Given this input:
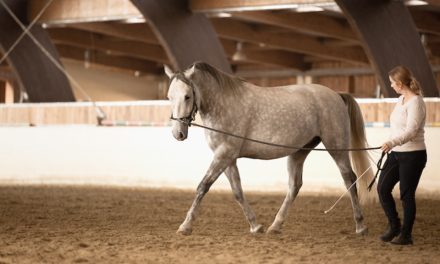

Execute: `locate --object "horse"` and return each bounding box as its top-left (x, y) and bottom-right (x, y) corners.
top-left (165, 61), bottom-right (374, 236)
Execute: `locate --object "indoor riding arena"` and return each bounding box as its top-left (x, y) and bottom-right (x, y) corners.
top-left (1, 0), bottom-right (440, 263)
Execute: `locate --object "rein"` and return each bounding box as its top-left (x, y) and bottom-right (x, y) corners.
top-left (170, 116), bottom-right (381, 152)
top-left (170, 116), bottom-right (386, 196)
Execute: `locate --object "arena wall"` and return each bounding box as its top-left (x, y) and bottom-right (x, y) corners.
top-left (0, 101), bottom-right (439, 193)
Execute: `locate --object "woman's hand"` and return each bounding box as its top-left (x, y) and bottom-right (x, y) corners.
top-left (381, 143), bottom-right (391, 153)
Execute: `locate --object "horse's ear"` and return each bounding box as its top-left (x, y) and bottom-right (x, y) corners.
top-left (164, 65), bottom-right (174, 79)
top-left (185, 64), bottom-right (196, 77)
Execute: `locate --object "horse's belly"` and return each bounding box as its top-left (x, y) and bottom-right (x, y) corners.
top-left (240, 145), bottom-right (295, 160)
top-left (238, 136), bottom-right (311, 160)
top-left (237, 119), bottom-right (319, 159)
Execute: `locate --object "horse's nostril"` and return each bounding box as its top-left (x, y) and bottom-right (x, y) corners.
top-left (179, 132), bottom-right (185, 139)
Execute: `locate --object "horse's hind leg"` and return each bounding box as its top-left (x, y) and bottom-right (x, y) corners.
top-left (267, 144), bottom-right (316, 234)
top-left (328, 150), bottom-right (367, 235)
top-left (225, 161), bottom-right (263, 234)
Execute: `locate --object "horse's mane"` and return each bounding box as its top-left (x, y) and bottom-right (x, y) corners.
top-left (190, 62), bottom-right (244, 94)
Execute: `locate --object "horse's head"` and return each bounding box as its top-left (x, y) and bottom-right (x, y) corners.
top-left (165, 65), bottom-right (198, 141)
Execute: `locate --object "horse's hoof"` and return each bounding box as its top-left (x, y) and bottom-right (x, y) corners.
top-left (356, 226), bottom-right (368, 236)
top-left (266, 226), bottom-right (282, 235)
top-left (250, 224), bottom-right (264, 234)
top-left (176, 227), bottom-right (192, 236)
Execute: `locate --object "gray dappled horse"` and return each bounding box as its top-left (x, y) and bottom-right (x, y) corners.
top-left (165, 62), bottom-right (374, 236)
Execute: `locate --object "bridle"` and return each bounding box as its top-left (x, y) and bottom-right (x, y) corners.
top-left (169, 72), bottom-right (198, 126)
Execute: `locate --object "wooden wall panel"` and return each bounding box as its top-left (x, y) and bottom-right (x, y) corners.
top-left (1, 100), bottom-right (439, 126)
top-left (315, 76), bottom-right (350, 93)
top-left (353, 75), bottom-right (377, 98)
top-left (435, 72), bottom-right (440, 92)
top-left (0, 81), bottom-right (5, 102)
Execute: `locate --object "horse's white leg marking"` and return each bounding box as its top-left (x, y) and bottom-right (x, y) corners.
top-left (267, 151), bottom-right (308, 234)
top-left (177, 154), bottom-right (233, 235)
top-left (225, 161), bottom-right (263, 234)
top-left (328, 150), bottom-right (367, 235)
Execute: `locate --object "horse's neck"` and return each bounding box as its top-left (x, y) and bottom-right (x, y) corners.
top-left (199, 89), bottom-right (255, 140)
top-left (196, 82), bottom-right (241, 123)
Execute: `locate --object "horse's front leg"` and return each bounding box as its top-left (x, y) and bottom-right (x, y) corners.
top-left (177, 153), bottom-right (234, 235)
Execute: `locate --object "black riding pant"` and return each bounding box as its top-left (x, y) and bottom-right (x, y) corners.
top-left (377, 150), bottom-right (427, 236)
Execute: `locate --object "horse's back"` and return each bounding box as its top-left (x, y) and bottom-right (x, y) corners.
top-left (246, 82), bottom-right (345, 114)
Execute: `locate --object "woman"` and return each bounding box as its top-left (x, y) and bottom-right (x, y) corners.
top-left (378, 66), bottom-right (427, 245)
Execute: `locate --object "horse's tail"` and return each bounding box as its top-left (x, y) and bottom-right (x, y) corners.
top-left (339, 93), bottom-right (376, 204)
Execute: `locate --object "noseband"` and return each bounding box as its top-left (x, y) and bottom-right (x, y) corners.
top-left (169, 73), bottom-right (198, 126)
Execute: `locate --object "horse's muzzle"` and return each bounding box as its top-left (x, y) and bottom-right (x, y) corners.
top-left (175, 131), bottom-right (187, 141)
top-left (172, 127), bottom-right (188, 141)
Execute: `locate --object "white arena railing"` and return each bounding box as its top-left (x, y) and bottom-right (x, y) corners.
top-left (0, 98), bottom-right (439, 127)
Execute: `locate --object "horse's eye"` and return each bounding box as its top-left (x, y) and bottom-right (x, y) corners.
top-left (184, 95), bottom-right (190, 101)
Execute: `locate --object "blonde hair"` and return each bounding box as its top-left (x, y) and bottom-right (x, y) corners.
top-left (388, 66), bottom-right (423, 96)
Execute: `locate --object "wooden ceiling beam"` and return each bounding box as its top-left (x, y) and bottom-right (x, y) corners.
top-left (430, 44), bottom-right (440, 57)
top-left (211, 19), bottom-right (369, 65)
top-left (28, 0), bottom-right (141, 24)
top-left (230, 11), bottom-right (358, 42)
top-left (238, 49), bottom-right (309, 70)
top-left (68, 22), bottom-right (160, 45)
top-left (428, 35), bottom-right (440, 42)
top-left (65, 20), bottom-right (308, 70)
top-left (56, 44), bottom-right (161, 74)
top-left (411, 10), bottom-right (440, 35)
top-left (47, 28), bottom-right (169, 64)
top-left (190, 0), bottom-right (334, 12)
top-left (220, 39), bottom-right (309, 70)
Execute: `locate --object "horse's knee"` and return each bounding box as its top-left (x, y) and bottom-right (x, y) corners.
top-left (196, 182), bottom-right (210, 195)
top-left (233, 192), bottom-right (244, 203)
top-left (294, 180), bottom-right (303, 189)
top-left (341, 170), bottom-right (356, 180)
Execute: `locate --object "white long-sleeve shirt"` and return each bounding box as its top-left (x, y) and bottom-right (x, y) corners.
top-left (386, 95), bottom-right (426, 152)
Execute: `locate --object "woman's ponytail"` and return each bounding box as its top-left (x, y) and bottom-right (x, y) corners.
top-left (409, 77), bottom-right (423, 96)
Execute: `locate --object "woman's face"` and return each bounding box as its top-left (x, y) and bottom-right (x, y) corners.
top-left (389, 76), bottom-right (403, 94)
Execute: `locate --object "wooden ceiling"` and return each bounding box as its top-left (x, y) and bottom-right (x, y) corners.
top-left (19, 0), bottom-right (440, 78)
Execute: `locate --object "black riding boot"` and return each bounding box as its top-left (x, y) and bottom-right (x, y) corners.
top-left (391, 223), bottom-right (413, 245)
top-left (390, 233), bottom-right (413, 245)
top-left (380, 220), bottom-right (401, 242)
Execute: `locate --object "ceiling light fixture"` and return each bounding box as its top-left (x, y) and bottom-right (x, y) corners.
top-left (84, 49), bottom-right (91, 69)
top-left (295, 5), bottom-right (324, 12)
top-left (122, 16), bottom-right (146, 24)
top-left (420, 34), bottom-right (432, 57)
top-left (232, 42), bottom-right (247, 61)
top-left (405, 0), bottom-right (428, 6)
top-left (200, 1), bottom-right (337, 13)
top-left (207, 12), bottom-right (232, 18)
